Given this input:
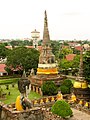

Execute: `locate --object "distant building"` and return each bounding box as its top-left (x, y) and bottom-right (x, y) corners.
top-left (0, 39), bottom-right (12, 43)
top-left (83, 44), bottom-right (90, 51)
top-left (0, 58), bottom-right (7, 64)
top-left (75, 46), bottom-right (82, 51)
top-left (31, 29), bottom-right (40, 50)
top-left (66, 54), bottom-right (76, 61)
top-left (0, 64), bottom-right (8, 76)
top-left (25, 46), bottom-right (42, 52)
top-left (68, 42), bottom-right (79, 47)
top-left (5, 46), bottom-right (12, 49)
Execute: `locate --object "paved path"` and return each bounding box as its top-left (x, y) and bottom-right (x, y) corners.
top-left (69, 108), bottom-right (90, 120)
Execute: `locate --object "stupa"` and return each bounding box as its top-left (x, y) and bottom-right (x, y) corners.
top-left (37, 10), bottom-right (58, 75)
top-left (29, 11), bottom-right (63, 92)
top-left (73, 47), bottom-right (90, 101)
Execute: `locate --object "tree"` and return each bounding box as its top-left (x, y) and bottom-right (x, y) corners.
top-left (83, 50), bottom-right (90, 82)
top-left (9, 40), bottom-right (33, 47)
top-left (0, 44), bottom-right (9, 59)
top-left (72, 55), bottom-right (80, 69)
top-left (73, 48), bottom-right (80, 55)
top-left (50, 40), bottom-right (61, 57)
top-left (59, 55), bottom-right (80, 70)
top-left (60, 85), bottom-right (70, 94)
top-left (60, 79), bottom-right (73, 94)
top-left (6, 47), bottom-right (39, 73)
top-left (38, 40), bottom-right (43, 46)
top-left (41, 81), bottom-right (57, 95)
top-left (23, 40), bottom-right (33, 46)
top-left (60, 59), bottom-right (72, 70)
top-left (51, 100), bottom-right (73, 118)
top-left (62, 79), bottom-right (73, 88)
top-left (61, 48), bottom-right (73, 58)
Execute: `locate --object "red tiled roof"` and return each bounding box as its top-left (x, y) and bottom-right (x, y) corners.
top-left (5, 46), bottom-right (12, 49)
top-left (66, 54), bottom-right (76, 61)
top-left (0, 64), bottom-right (7, 73)
top-left (26, 46), bottom-right (34, 48)
top-left (26, 46), bottom-right (42, 51)
top-left (75, 46), bottom-right (82, 51)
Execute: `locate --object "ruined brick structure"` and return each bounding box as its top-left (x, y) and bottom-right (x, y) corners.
top-left (0, 104), bottom-right (64, 120)
top-left (29, 11), bottom-right (64, 93)
top-left (73, 47), bottom-right (90, 101)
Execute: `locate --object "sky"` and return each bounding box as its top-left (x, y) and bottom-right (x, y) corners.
top-left (0, 0), bottom-right (90, 40)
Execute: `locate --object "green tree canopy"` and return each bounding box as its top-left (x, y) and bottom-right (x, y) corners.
top-left (0, 44), bottom-right (10, 59)
top-left (50, 40), bottom-right (61, 56)
top-left (61, 48), bottom-right (73, 57)
top-left (83, 50), bottom-right (90, 82)
top-left (41, 81), bottom-right (57, 95)
top-left (6, 47), bottom-right (39, 72)
top-left (9, 40), bottom-right (33, 47)
top-left (51, 100), bottom-right (73, 118)
top-left (59, 55), bottom-right (80, 70)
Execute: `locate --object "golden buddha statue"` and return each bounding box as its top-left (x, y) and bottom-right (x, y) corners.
top-left (40, 99), bottom-right (44, 104)
top-left (51, 97), bottom-right (55, 102)
top-left (84, 102), bottom-right (89, 108)
top-left (78, 100), bottom-right (83, 106)
top-left (34, 100), bottom-right (38, 105)
top-left (71, 93), bottom-right (76, 102)
top-left (57, 91), bottom-right (63, 100)
top-left (45, 98), bottom-right (49, 103)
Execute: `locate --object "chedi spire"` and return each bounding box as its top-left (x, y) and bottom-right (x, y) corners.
top-left (78, 46), bottom-right (84, 77)
top-left (43, 10), bottom-right (50, 46)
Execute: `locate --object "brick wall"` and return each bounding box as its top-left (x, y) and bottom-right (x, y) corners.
top-left (0, 104), bottom-right (64, 120)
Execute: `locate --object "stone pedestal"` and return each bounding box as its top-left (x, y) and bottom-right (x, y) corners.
top-left (36, 87), bottom-right (39, 93)
top-left (32, 86), bottom-right (35, 92)
top-left (39, 88), bottom-right (43, 96)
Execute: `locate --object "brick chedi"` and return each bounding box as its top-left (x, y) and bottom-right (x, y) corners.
top-left (29, 11), bottom-right (63, 92)
top-left (37, 10), bottom-right (58, 75)
top-left (73, 46), bottom-right (90, 101)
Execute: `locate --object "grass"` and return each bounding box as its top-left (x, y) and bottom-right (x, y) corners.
top-left (0, 75), bottom-right (20, 79)
top-left (0, 84), bottom-right (41, 104)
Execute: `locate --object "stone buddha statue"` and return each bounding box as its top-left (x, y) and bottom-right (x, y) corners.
top-left (16, 70), bottom-right (32, 111)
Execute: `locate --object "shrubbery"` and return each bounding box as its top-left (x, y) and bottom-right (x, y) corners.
top-left (59, 79), bottom-right (73, 94)
top-left (41, 81), bottom-right (57, 96)
top-left (51, 100), bottom-right (73, 118)
top-left (0, 78), bottom-right (19, 85)
top-left (60, 85), bottom-right (70, 94)
top-left (62, 79), bottom-right (73, 88)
